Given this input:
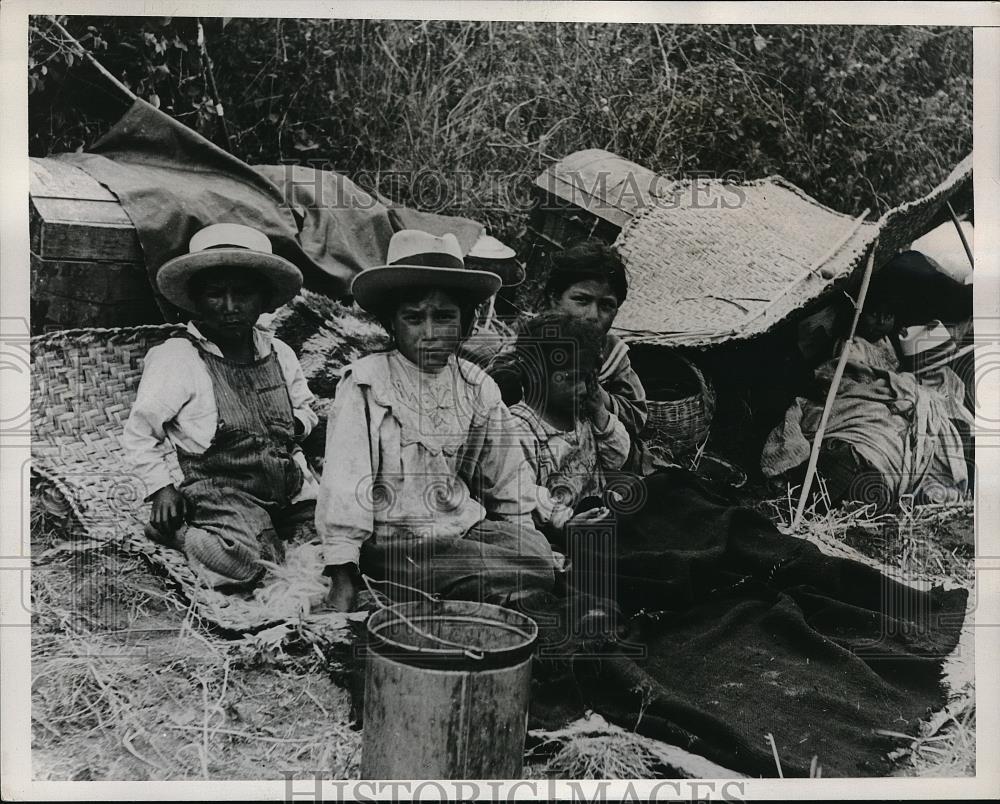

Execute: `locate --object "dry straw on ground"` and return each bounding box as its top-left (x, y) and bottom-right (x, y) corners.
top-left (30, 483), bottom-right (360, 781)
top-left (30, 473), bottom-right (975, 780)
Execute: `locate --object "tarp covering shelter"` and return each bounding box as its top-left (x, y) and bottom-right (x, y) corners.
top-left (41, 99), bottom-right (485, 323)
top-left (611, 155), bottom-right (972, 348)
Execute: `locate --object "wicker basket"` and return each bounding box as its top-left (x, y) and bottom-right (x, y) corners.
top-left (640, 353), bottom-right (716, 455)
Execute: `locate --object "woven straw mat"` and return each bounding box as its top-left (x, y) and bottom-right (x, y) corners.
top-left (31, 294), bottom-right (386, 635)
top-left (613, 155), bottom-right (971, 348)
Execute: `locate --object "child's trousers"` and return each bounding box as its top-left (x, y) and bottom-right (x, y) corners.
top-left (360, 518), bottom-right (556, 605)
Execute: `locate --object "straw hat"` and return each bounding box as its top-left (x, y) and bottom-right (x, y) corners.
top-left (898, 320), bottom-right (975, 374)
top-left (156, 223), bottom-right (303, 314)
top-left (468, 234), bottom-right (515, 261)
top-left (351, 229), bottom-right (501, 312)
top-left (467, 233), bottom-right (524, 287)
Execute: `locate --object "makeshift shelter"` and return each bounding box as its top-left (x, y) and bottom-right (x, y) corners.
top-left (609, 156), bottom-right (973, 470)
top-left (29, 99), bottom-right (487, 332)
top-left (612, 155), bottom-right (973, 349)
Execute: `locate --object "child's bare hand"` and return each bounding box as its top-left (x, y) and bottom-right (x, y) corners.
top-left (582, 376), bottom-right (611, 429)
top-left (566, 506), bottom-right (612, 528)
top-left (150, 485), bottom-right (185, 531)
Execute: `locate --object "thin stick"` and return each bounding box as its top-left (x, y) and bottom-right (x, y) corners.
top-left (764, 732), bottom-right (784, 778)
top-left (946, 201), bottom-right (974, 271)
top-left (44, 16), bottom-right (136, 103)
top-left (792, 240), bottom-right (879, 530)
top-left (484, 295), bottom-right (497, 330)
top-left (197, 19), bottom-right (234, 152)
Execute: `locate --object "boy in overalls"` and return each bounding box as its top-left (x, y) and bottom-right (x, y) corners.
top-left (124, 223), bottom-right (319, 589)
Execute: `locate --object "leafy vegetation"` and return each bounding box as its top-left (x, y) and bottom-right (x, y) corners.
top-left (29, 18), bottom-right (971, 247)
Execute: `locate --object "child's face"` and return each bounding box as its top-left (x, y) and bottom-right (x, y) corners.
top-left (549, 279), bottom-right (619, 335)
top-left (191, 267), bottom-right (267, 337)
top-left (393, 290), bottom-right (464, 371)
top-left (858, 306), bottom-right (895, 342)
top-left (545, 365), bottom-right (589, 414)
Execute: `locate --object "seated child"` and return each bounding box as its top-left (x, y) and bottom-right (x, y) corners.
top-left (507, 312), bottom-right (632, 540)
top-left (123, 223), bottom-right (320, 589)
top-left (487, 240), bottom-right (650, 474)
top-left (507, 313), bottom-right (632, 636)
top-left (318, 230), bottom-right (556, 612)
top-left (831, 295), bottom-right (900, 372)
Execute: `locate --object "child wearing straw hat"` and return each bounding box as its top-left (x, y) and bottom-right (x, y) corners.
top-left (317, 229), bottom-right (556, 612)
top-left (123, 223), bottom-right (320, 589)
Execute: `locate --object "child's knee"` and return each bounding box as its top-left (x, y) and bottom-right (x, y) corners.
top-left (184, 527), bottom-right (262, 586)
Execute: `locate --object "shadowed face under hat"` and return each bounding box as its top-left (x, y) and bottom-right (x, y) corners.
top-left (156, 223), bottom-right (303, 314)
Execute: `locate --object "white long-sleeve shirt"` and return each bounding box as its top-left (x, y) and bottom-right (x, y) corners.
top-left (123, 321), bottom-right (319, 500)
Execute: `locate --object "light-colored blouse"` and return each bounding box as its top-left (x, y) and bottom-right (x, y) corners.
top-left (509, 401), bottom-right (630, 529)
top-left (315, 350), bottom-right (538, 567)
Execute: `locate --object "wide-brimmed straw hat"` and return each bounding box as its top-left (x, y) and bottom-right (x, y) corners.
top-left (898, 319), bottom-right (975, 374)
top-left (466, 233), bottom-right (525, 287)
top-left (351, 229), bottom-right (501, 313)
top-left (156, 223), bottom-right (303, 314)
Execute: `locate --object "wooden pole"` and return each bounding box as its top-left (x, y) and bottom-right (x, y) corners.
top-left (792, 239), bottom-right (879, 530)
top-left (946, 201), bottom-right (974, 271)
top-left (45, 16), bottom-right (137, 103)
top-left (197, 19), bottom-right (234, 153)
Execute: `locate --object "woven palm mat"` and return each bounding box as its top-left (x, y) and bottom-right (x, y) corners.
top-left (30, 296), bottom-right (384, 636)
top-left (613, 154), bottom-right (971, 348)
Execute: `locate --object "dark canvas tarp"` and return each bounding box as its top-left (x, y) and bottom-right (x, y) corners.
top-left (54, 99), bottom-right (484, 319)
top-left (528, 470), bottom-right (968, 777)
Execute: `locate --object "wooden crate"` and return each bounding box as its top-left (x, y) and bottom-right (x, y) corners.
top-left (30, 157), bottom-right (161, 332)
top-left (524, 149), bottom-right (662, 297)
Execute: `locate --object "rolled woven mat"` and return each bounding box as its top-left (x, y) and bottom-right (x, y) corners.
top-left (30, 317), bottom-right (368, 637)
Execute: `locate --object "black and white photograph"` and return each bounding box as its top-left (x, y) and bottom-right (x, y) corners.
top-left (2, 2), bottom-right (998, 799)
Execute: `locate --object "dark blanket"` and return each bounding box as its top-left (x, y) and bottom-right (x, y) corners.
top-left (529, 469), bottom-right (967, 778)
top-left (54, 99), bottom-right (484, 319)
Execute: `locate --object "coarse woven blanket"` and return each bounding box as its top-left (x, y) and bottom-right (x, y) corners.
top-left (52, 99), bottom-right (484, 319)
top-left (527, 469), bottom-right (968, 778)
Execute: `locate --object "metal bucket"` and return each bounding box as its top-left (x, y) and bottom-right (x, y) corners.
top-left (361, 598), bottom-right (538, 779)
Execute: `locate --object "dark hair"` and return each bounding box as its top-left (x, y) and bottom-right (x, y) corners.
top-left (544, 240), bottom-right (628, 305)
top-left (872, 250), bottom-right (973, 326)
top-left (373, 285), bottom-right (480, 340)
top-left (510, 312), bottom-right (605, 408)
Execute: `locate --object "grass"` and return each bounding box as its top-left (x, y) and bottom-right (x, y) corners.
top-left (30, 481), bottom-right (360, 781)
top-left (29, 471), bottom-right (975, 780)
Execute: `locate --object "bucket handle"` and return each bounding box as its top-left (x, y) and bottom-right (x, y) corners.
top-left (361, 574), bottom-right (485, 661)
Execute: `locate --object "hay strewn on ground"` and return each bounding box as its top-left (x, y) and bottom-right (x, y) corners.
top-left (30, 482), bottom-right (361, 781)
top-left (30, 474), bottom-right (975, 780)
